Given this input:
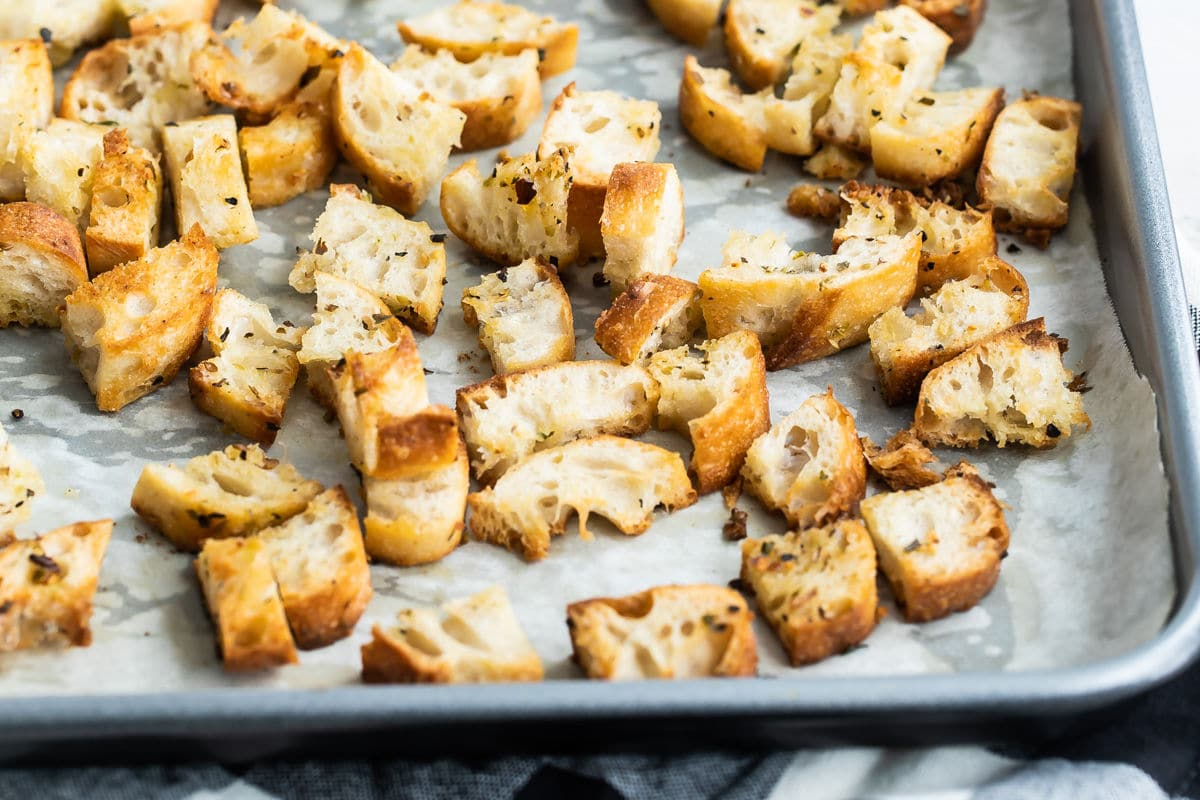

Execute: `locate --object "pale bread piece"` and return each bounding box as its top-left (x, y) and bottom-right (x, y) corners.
top-left (723, 0), bottom-right (841, 90)
top-left (861, 429), bottom-right (941, 491)
top-left (803, 142), bottom-right (867, 179)
top-left (462, 259), bottom-right (574, 375)
top-left (600, 162), bottom-right (684, 293)
top-left (765, 33), bottom-right (855, 158)
top-left (594, 275), bottom-right (702, 365)
top-left (0, 422), bottom-right (44, 535)
top-left (899, 0), bottom-right (987, 54)
top-left (646, 0), bottom-right (722, 46)
top-left (85, 129), bottom-right (162, 274)
top-left (468, 435), bottom-right (697, 561)
top-left (567, 585), bottom-right (756, 679)
top-left (857, 6), bottom-right (952, 102)
top-left (19, 119), bottom-right (107, 235)
top-left (871, 88), bottom-right (1004, 187)
top-left (0, 3), bottom-right (118, 66)
top-left (0, 39), bottom-right (53, 201)
top-left (0, 201), bottom-right (88, 328)
top-left (119, 0), bottom-right (218, 35)
top-left (161, 115), bottom-right (257, 249)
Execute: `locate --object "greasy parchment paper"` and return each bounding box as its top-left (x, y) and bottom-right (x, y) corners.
top-left (0, 0), bottom-right (1172, 694)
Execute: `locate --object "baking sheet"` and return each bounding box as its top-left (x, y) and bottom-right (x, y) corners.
top-left (0, 0), bottom-right (1172, 693)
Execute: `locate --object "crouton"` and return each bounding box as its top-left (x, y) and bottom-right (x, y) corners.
top-left (119, 0), bottom-right (219, 36)
top-left (84, 129), bottom-right (162, 274)
top-left (396, 1), bottom-right (578, 79)
top-left (195, 536), bottom-right (298, 670)
top-left (0, 201), bottom-right (88, 328)
top-left (19, 119), bottom-right (107, 235)
top-left (861, 429), bottom-right (941, 490)
top-left (740, 520), bottom-right (877, 665)
top-left (440, 148), bottom-right (579, 268)
top-left (844, 0), bottom-right (890, 13)
top-left (803, 142), bottom-right (867, 180)
top-left (289, 184), bottom-right (446, 335)
top-left (741, 389), bottom-right (866, 528)
top-left (462, 259), bottom-right (574, 375)
top-left (786, 183), bottom-right (840, 221)
top-left (0, 3), bottom-right (118, 66)
top-left (457, 361), bottom-right (660, 483)
top-left (699, 230), bottom-right (922, 370)
top-left (161, 115), bottom-right (257, 249)
top-left (871, 88), bottom-right (1004, 186)
top-left (567, 585), bottom-right (756, 679)
top-left (914, 318), bottom-right (1092, 448)
top-left (469, 436), bottom-right (696, 561)
top-left (362, 585), bottom-right (543, 684)
top-left (390, 47), bottom-right (542, 152)
top-left (363, 440), bottom-right (470, 567)
top-left (0, 519), bottom-right (112, 651)
top-left (0, 422), bottom-right (43, 535)
top-left (60, 23), bottom-right (211, 153)
top-left (594, 275), bottom-right (702, 365)
top-left (647, 331), bottom-right (771, 494)
top-left (188, 289), bottom-right (303, 445)
top-left (600, 162), bottom-right (684, 293)
top-left (59, 225), bottom-right (218, 412)
top-left (861, 461), bottom-right (1009, 622)
top-left (334, 44), bottom-right (465, 215)
top-left (646, 0), bottom-right (722, 46)
top-left (858, 6), bottom-right (952, 99)
top-left (0, 40), bottom-right (53, 201)
top-left (869, 257), bottom-right (1029, 404)
top-left (899, 0), bottom-right (987, 54)
top-left (679, 57), bottom-right (767, 172)
top-left (977, 94), bottom-right (1082, 240)
top-left (723, 0), bottom-right (841, 90)
top-left (255, 486), bottom-right (371, 649)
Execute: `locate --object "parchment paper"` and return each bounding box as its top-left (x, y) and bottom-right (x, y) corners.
top-left (0, 0), bottom-right (1172, 693)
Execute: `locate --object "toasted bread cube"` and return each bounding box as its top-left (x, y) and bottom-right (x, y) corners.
top-left (861, 462), bottom-right (1009, 622)
top-left (871, 88), bottom-right (1004, 186)
top-left (255, 486), bottom-right (371, 649)
top-left (869, 257), bottom-right (1029, 405)
top-left (740, 520), bottom-right (877, 665)
top-left (567, 585), bottom-right (756, 679)
top-left (60, 23), bottom-right (211, 153)
top-left (362, 585), bottom-right (543, 684)
top-left (119, 0), bottom-right (219, 36)
top-left (457, 361), bottom-right (660, 483)
top-left (858, 6), bottom-right (952, 99)
top-left (0, 40), bottom-right (53, 201)
top-left (844, 0), bottom-right (890, 13)
top-left (723, 0), bottom-right (841, 90)
top-left (195, 536), bottom-right (297, 670)
top-left (60, 225), bottom-right (218, 411)
top-left (462, 259), bottom-right (574, 375)
top-left (600, 163), bottom-right (684, 293)
top-left (785, 183), bottom-right (840, 222)
top-left (812, 53), bottom-right (903, 153)
top-left (648, 331), bottom-right (771, 494)
top-left (861, 429), bottom-right (941, 490)
top-left (914, 318), bottom-right (1091, 448)
top-left (0, 3), bottom-right (118, 66)
top-left (468, 436), bottom-right (696, 561)
top-left (899, 0), bottom-right (987, 54)
top-left (977, 95), bottom-right (1082, 238)
top-left (334, 45), bottom-right (465, 216)
top-left (390, 47), bottom-right (542, 152)
top-left (679, 57), bottom-right (767, 172)
top-left (699, 231), bottom-right (922, 370)
top-left (363, 440), bottom-right (469, 567)
top-left (441, 148), bottom-right (579, 268)
top-left (741, 389), bottom-right (866, 529)
top-left (161, 116), bottom-right (257, 249)
top-left (803, 142), bottom-right (867, 180)
top-left (85, 129), bottom-right (162, 274)
top-left (594, 275), bottom-right (702, 365)
top-left (19, 119), bottom-right (107, 234)
top-left (0, 201), bottom-right (88, 328)
top-left (396, 2), bottom-right (578, 79)
top-left (764, 32), bottom-right (856, 158)
top-left (289, 184), bottom-right (446, 334)
top-left (188, 289), bottom-right (303, 445)
top-left (0, 423), bottom-right (43, 535)
top-left (0, 520), bottom-right (112, 650)
top-left (646, 0), bottom-right (722, 46)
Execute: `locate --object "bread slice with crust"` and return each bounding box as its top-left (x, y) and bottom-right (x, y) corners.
top-left (456, 360), bottom-right (660, 483)
top-left (766, 33), bottom-right (855, 158)
top-left (0, 423), bottom-right (43, 535)
top-left (741, 388), bottom-right (866, 529)
top-left (594, 275), bottom-right (702, 365)
top-left (0, 39), bottom-right (53, 201)
top-left (870, 87), bottom-right (1004, 186)
top-left (861, 462), bottom-right (1009, 622)
top-left (19, 119), bottom-right (108, 235)
top-left (899, 0), bottom-right (987, 54)
top-left (119, 0), bottom-right (218, 36)
top-left (362, 585), bottom-right (543, 683)
top-left (647, 331), bottom-right (771, 494)
top-left (462, 259), bottom-right (574, 375)
top-left (0, 201), bottom-right (88, 328)
top-left (60, 225), bottom-right (218, 412)
top-left (740, 520), bottom-right (878, 665)
top-left (600, 162), bottom-right (684, 293)
top-left (161, 115), bottom-right (257, 249)
top-left (861, 429), bottom-right (941, 490)
top-left (723, 0), bottom-right (842, 90)
top-left (567, 584), bottom-right (756, 679)
top-left (85, 129), bottom-right (162, 274)
top-left (0, 2), bottom-right (118, 66)
top-left (469, 435), bottom-right (697, 561)
top-left (646, 0), bottom-right (722, 46)
top-left (678, 57), bottom-right (767, 172)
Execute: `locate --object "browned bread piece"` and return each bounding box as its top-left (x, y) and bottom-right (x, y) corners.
top-left (870, 87), bottom-right (1004, 186)
top-left (594, 275), bottom-right (702, 365)
top-left (869, 256), bottom-right (1029, 405)
top-left (0, 422), bottom-right (43, 535)
top-left (162, 116), bottom-right (257, 249)
top-left (19, 119), bottom-right (108, 234)
top-left (362, 585), bottom-right (544, 684)
top-left (861, 429), bottom-right (941, 490)
top-left (85, 129), bottom-right (162, 275)
top-left (600, 163), bottom-right (684, 292)
top-left (120, 0), bottom-right (219, 36)
top-left (914, 318), bottom-right (1092, 448)
top-left (59, 225), bottom-right (218, 412)
top-left (195, 536), bottom-right (298, 670)
top-left (363, 440), bottom-right (470, 567)
top-left (647, 331), bottom-right (771, 494)
top-left (698, 230), bottom-right (922, 370)
top-left (679, 56), bottom-right (767, 172)
top-left (770, 33), bottom-right (855, 159)
top-left (786, 184), bottom-right (841, 222)
top-left (130, 443), bottom-right (323, 551)
top-left (396, 1), bottom-right (578, 79)
top-left (844, 0), bottom-right (890, 12)
top-left (0, 39), bottom-right (53, 200)
top-left (0, 3), bottom-right (118, 66)
top-left (861, 461), bottom-right (1009, 622)
top-left (741, 388), bottom-right (866, 529)
top-left (0, 519), bottom-right (112, 650)
top-left (468, 435), bottom-right (696, 561)
top-left (256, 486), bottom-right (371, 649)
top-left (567, 585), bottom-right (756, 679)
top-left (188, 289), bottom-right (303, 445)
top-left (740, 519), bottom-right (878, 665)
top-left (462, 259), bottom-right (574, 375)
top-left (0, 201), bottom-right (88, 328)
top-left (899, 0), bottom-right (987, 54)
top-left (723, 0), bottom-right (841, 90)
top-left (457, 360), bottom-right (660, 483)
top-left (803, 143), bottom-right (867, 180)
top-left (646, 0), bottom-right (722, 46)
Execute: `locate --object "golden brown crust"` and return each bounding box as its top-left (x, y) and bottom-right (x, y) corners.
top-left (85, 129), bottom-right (162, 275)
top-left (0, 201), bottom-right (88, 328)
top-left (646, 0), bottom-right (721, 46)
top-left (0, 202), bottom-right (87, 282)
top-left (786, 183), bottom-right (841, 222)
top-left (127, 0), bottom-right (220, 36)
top-left (861, 430), bottom-right (941, 490)
top-left (593, 275), bottom-right (701, 364)
top-left (679, 56), bottom-right (766, 173)
top-left (457, 80), bottom-right (543, 152)
top-left (899, 0), bottom-right (987, 54)
top-left (599, 162), bottom-right (685, 292)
